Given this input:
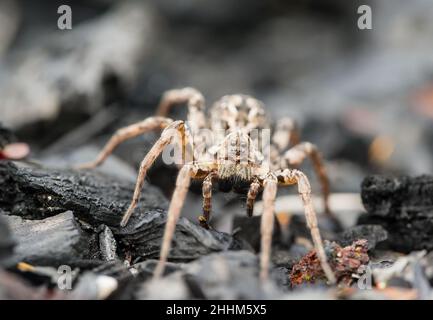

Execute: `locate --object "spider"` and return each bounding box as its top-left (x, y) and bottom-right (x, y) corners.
top-left (77, 87), bottom-right (336, 284)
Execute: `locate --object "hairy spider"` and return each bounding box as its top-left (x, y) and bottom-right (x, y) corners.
top-left (77, 87), bottom-right (336, 283)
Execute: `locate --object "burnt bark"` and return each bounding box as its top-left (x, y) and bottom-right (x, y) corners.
top-left (0, 161), bottom-right (168, 224)
top-left (0, 161), bottom-right (248, 263)
top-left (5, 211), bottom-right (91, 265)
top-left (359, 175), bottom-right (433, 252)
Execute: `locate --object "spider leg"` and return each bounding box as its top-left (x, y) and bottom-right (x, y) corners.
top-left (259, 174), bottom-right (278, 282)
top-left (153, 164), bottom-right (204, 278)
top-left (155, 87), bottom-right (207, 132)
top-left (281, 142), bottom-right (331, 215)
top-left (76, 117), bottom-right (173, 169)
top-left (272, 117), bottom-right (300, 152)
top-left (199, 171), bottom-right (217, 229)
top-left (120, 121), bottom-right (188, 227)
top-left (278, 169), bottom-right (336, 284)
top-left (246, 178), bottom-right (261, 217)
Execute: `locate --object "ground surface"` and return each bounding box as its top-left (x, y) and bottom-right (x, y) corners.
top-left (1, 0), bottom-right (433, 299)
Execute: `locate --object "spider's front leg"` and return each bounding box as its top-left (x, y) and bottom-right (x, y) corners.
top-left (246, 178), bottom-right (261, 217)
top-left (281, 142), bottom-right (331, 216)
top-left (277, 169), bottom-right (336, 284)
top-left (259, 174), bottom-right (278, 282)
top-left (75, 116), bottom-right (173, 169)
top-left (199, 172), bottom-right (217, 229)
top-left (120, 120), bottom-right (189, 227)
top-left (154, 163), bottom-right (210, 278)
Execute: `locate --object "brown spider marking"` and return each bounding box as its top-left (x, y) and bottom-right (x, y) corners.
top-left (75, 87), bottom-right (336, 284)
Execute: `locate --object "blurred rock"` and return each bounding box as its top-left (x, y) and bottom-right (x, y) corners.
top-left (5, 211), bottom-right (91, 265)
top-left (272, 244), bottom-right (310, 270)
top-left (0, 124), bottom-right (31, 160)
top-left (288, 214), bottom-right (340, 243)
top-left (132, 259), bottom-right (182, 280)
top-left (302, 117), bottom-right (373, 168)
top-left (1, 0), bottom-right (432, 301)
top-left (0, 0), bottom-right (19, 57)
top-left (0, 212), bottom-right (15, 267)
top-left (284, 287), bottom-right (336, 300)
top-left (39, 106), bottom-right (121, 156)
top-left (359, 175), bottom-right (433, 252)
top-left (373, 0), bottom-right (433, 51)
top-left (41, 145), bottom-right (138, 183)
top-left (326, 160), bottom-right (368, 194)
top-left (1, 264), bottom-right (119, 300)
top-left (117, 209), bottom-right (249, 262)
top-left (0, 161), bottom-right (167, 224)
top-left (361, 175), bottom-right (433, 218)
top-left (232, 215), bottom-right (284, 252)
top-left (153, 0), bottom-right (264, 27)
top-left (87, 261), bottom-right (139, 300)
top-left (0, 1), bottom-right (156, 130)
top-left (0, 161), bottom-right (248, 263)
top-left (0, 123), bottom-right (17, 149)
top-left (0, 269), bottom-right (59, 300)
top-left (263, 0), bottom-right (433, 177)
top-left (15, 262), bottom-right (80, 288)
top-left (181, 251), bottom-right (281, 299)
top-left (138, 251), bottom-right (283, 299)
top-left (137, 271), bottom-right (189, 300)
top-left (422, 251), bottom-right (433, 286)
top-left (337, 225), bottom-right (388, 250)
top-left (340, 286), bottom-right (418, 300)
top-left (372, 250), bottom-right (432, 298)
top-left (70, 272), bottom-right (118, 300)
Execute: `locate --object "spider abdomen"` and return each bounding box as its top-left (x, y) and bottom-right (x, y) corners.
top-left (218, 162), bottom-right (252, 181)
top-left (216, 162), bottom-right (255, 193)
top-left (217, 177), bottom-right (252, 194)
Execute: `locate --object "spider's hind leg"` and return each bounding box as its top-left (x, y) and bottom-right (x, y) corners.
top-left (259, 174), bottom-right (278, 282)
top-left (282, 142), bottom-right (331, 216)
top-left (278, 169), bottom-right (336, 284)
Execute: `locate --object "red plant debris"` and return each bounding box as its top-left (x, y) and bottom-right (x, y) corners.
top-left (290, 239), bottom-right (370, 286)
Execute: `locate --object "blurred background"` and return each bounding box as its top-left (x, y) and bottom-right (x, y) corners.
top-left (1, 0), bottom-right (433, 229)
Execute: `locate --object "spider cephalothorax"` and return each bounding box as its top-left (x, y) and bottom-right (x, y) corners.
top-left (76, 87), bottom-right (336, 284)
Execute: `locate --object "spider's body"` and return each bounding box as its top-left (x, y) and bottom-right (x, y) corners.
top-left (77, 87), bottom-right (336, 284)
top-left (216, 131), bottom-right (262, 182)
top-left (192, 95), bottom-right (269, 189)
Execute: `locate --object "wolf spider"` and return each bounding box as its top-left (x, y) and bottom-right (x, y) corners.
top-left (77, 87), bottom-right (336, 283)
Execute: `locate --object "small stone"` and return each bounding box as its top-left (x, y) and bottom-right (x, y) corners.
top-left (99, 225), bottom-right (119, 262)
